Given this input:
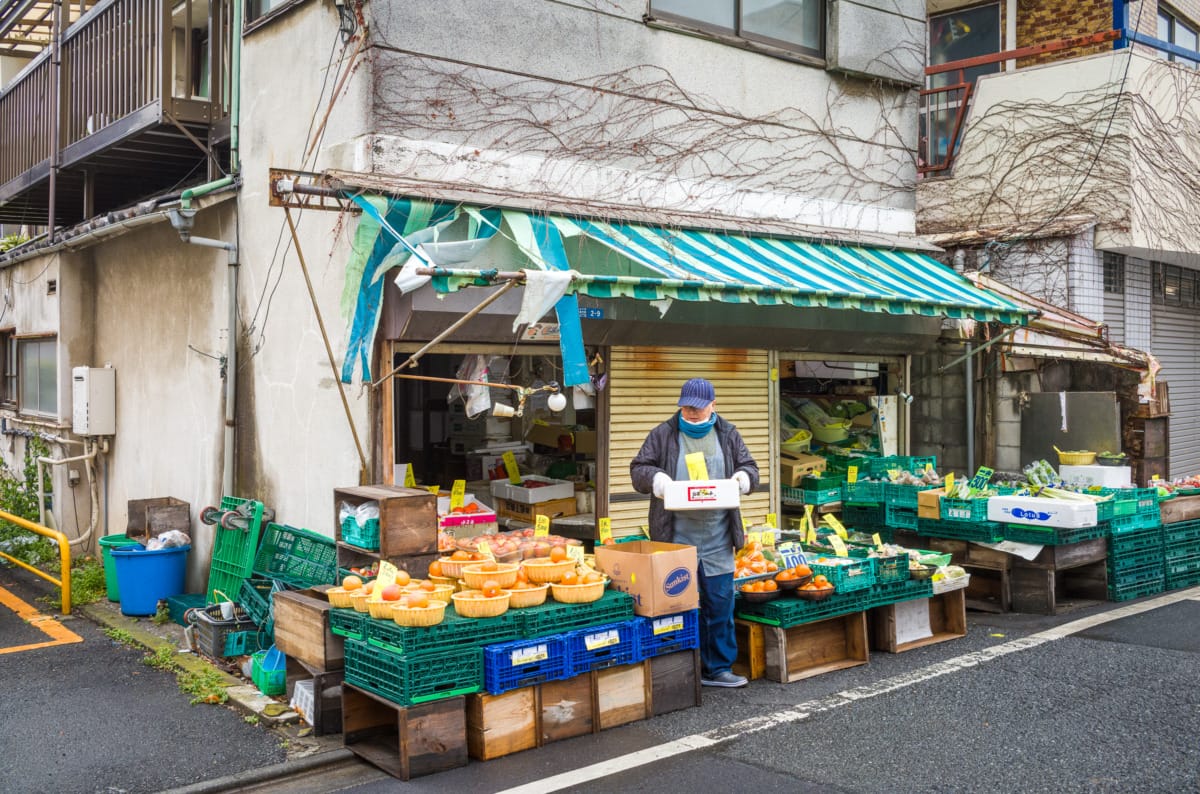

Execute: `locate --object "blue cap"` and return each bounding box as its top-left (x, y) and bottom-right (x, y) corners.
top-left (677, 378), bottom-right (716, 409)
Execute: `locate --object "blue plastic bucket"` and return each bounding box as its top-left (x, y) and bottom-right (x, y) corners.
top-left (110, 544), bottom-right (191, 616)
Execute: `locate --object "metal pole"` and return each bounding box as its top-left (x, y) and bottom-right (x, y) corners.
top-left (965, 341), bottom-right (975, 473)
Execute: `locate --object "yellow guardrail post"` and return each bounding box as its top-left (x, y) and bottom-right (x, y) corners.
top-left (0, 508), bottom-right (72, 615)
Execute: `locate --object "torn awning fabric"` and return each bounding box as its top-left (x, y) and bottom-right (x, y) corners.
top-left (339, 199), bottom-right (1030, 383)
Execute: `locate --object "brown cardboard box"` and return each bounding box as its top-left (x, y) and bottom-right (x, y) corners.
top-left (526, 423), bottom-right (596, 455)
top-left (779, 453), bottom-right (827, 487)
top-left (594, 541), bottom-right (698, 617)
top-left (917, 488), bottom-right (946, 521)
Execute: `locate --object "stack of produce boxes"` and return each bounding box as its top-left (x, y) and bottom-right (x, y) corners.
top-left (1163, 519), bottom-right (1200, 591)
top-left (1104, 491), bottom-right (1165, 601)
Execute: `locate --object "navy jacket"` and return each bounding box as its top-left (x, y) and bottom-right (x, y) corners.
top-left (629, 411), bottom-right (760, 551)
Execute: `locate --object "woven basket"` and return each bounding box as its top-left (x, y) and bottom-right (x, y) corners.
top-left (451, 589), bottom-right (511, 618)
top-left (1055, 447), bottom-right (1096, 465)
top-left (391, 599), bottom-right (448, 627)
top-left (436, 557), bottom-right (476, 578)
top-left (326, 587), bottom-right (354, 609)
top-left (349, 592), bottom-right (372, 613)
top-left (367, 599), bottom-right (399, 620)
top-left (521, 558), bottom-right (576, 583)
top-left (549, 578), bottom-right (607, 604)
top-left (461, 563), bottom-right (520, 589)
top-left (428, 574), bottom-right (457, 588)
top-left (507, 583), bottom-right (550, 608)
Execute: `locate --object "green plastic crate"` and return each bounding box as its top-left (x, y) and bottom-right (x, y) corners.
top-left (1164, 554), bottom-right (1200, 577)
top-left (801, 473), bottom-right (845, 491)
top-left (1107, 561), bottom-right (1163, 590)
top-left (207, 496), bottom-right (267, 605)
top-left (1002, 523), bottom-right (1106, 546)
top-left (870, 553), bottom-right (911, 585)
top-left (1165, 570), bottom-right (1200, 591)
top-left (884, 483), bottom-right (935, 509)
top-left (1163, 520), bottom-right (1200, 545)
top-left (917, 518), bottom-right (1004, 543)
top-left (1105, 547), bottom-right (1163, 573)
top-left (340, 515), bottom-right (380, 551)
top-left (1108, 577), bottom-right (1164, 602)
top-left (1107, 523), bottom-right (1163, 555)
top-left (518, 590), bottom-right (636, 639)
top-left (236, 577), bottom-right (284, 640)
top-left (736, 589), bottom-right (870, 628)
top-left (328, 607), bottom-right (367, 640)
top-left (864, 577), bottom-right (933, 609)
top-left (343, 639), bottom-right (481, 706)
top-left (807, 557), bottom-right (875, 593)
top-left (842, 481), bottom-right (885, 505)
top-left (251, 649), bottom-right (286, 696)
top-left (841, 503), bottom-right (886, 526)
top-left (1165, 538), bottom-right (1200, 562)
top-left (939, 497), bottom-right (989, 523)
top-left (885, 504), bottom-right (919, 530)
top-left (166, 593), bottom-right (207, 626)
top-left (366, 608), bottom-right (522, 656)
top-left (252, 523), bottom-right (337, 589)
top-left (866, 455), bottom-right (937, 477)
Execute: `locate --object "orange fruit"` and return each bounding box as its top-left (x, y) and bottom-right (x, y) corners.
top-left (479, 560), bottom-right (499, 572)
top-left (582, 572), bottom-right (601, 584)
top-left (342, 575), bottom-right (363, 591)
top-left (419, 579), bottom-right (435, 592)
top-left (813, 575), bottom-right (829, 587)
top-left (763, 580), bottom-right (777, 591)
top-left (408, 592), bottom-right (429, 609)
top-left (560, 571), bottom-right (578, 585)
top-left (796, 565), bottom-right (811, 577)
top-left (428, 561), bottom-right (443, 577)
top-left (450, 550), bottom-right (470, 561)
top-left (765, 561), bottom-right (778, 572)
top-left (395, 570), bottom-right (411, 587)
top-left (380, 584), bottom-right (403, 601)
top-left (549, 546), bottom-right (567, 563)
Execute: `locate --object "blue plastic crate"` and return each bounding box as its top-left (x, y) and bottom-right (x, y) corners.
top-left (633, 611), bottom-right (700, 659)
top-left (563, 620), bottom-right (639, 675)
top-left (483, 636), bottom-right (569, 694)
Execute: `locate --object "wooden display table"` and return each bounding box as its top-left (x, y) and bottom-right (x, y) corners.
top-left (1159, 494), bottom-right (1200, 525)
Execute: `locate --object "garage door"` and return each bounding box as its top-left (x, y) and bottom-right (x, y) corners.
top-left (606, 346), bottom-right (772, 538)
top-left (1151, 302), bottom-right (1200, 477)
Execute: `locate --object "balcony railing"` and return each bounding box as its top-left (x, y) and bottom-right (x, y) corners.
top-left (0, 0), bottom-right (230, 225)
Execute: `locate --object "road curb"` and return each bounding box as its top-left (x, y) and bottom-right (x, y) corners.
top-left (158, 748), bottom-right (356, 794)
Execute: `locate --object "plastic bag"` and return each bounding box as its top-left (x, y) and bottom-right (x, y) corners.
top-left (146, 529), bottom-right (191, 550)
top-left (338, 500), bottom-right (378, 529)
top-left (448, 354), bottom-right (492, 418)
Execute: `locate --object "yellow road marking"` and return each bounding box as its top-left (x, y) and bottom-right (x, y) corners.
top-left (0, 584), bottom-right (82, 653)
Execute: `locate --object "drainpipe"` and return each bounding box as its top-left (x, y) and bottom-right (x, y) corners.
top-left (169, 210), bottom-right (238, 497)
top-left (181, 176), bottom-right (236, 210)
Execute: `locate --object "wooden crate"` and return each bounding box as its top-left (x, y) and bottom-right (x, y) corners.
top-left (539, 673), bottom-right (595, 744)
top-left (595, 661), bottom-right (649, 730)
top-left (649, 649), bottom-right (700, 716)
top-left (1161, 494), bottom-right (1200, 525)
top-left (466, 688), bottom-right (538, 761)
top-left (286, 658), bottom-right (343, 736)
top-left (763, 612), bottom-right (868, 684)
top-left (342, 685), bottom-right (467, 780)
top-left (1011, 558), bottom-right (1108, 615)
top-left (334, 485), bottom-right (438, 557)
top-left (495, 496), bottom-right (577, 523)
top-left (962, 564), bottom-right (1011, 613)
top-left (733, 619), bottom-right (766, 681)
top-left (273, 588), bottom-right (344, 672)
top-left (126, 496), bottom-right (190, 543)
top-left (869, 589), bottom-right (967, 653)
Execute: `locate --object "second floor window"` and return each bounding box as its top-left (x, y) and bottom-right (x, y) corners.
top-left (1158, 7), bottom-right (1200, 68)
top-left (1103, 252), bottom-right (1125, 295)
top-left (928, 3), bottom-right (1002, 89)
top-left (651, 0), bottom-right (824, 59)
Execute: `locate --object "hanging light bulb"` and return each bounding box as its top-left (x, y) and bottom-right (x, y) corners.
top-left (547, 392), bottom-right (567, 412)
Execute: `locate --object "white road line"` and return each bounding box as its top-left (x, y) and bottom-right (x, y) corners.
top-left (497, 587), bottom-right (1200, 794)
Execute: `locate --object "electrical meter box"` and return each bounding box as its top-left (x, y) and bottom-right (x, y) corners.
top-left (72, 367), bottom-right (115, 435)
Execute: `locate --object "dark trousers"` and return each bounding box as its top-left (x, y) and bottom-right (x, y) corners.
top-left (696, 559), bottom-right (737, 677)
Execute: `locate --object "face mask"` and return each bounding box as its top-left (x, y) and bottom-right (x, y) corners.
top-left (679, 413), bottom-right (716, 438)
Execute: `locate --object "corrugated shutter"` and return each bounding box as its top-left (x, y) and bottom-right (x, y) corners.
top-left (607, 346), bottom-right (772, 538)
top-left (1151, 303), bottom-right (1199, 477)
top-left (1104, 291), bottom-right (1124, 344)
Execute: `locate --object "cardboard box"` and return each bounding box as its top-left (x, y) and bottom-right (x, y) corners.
top-left (779, 454), bottom-right (827, 487)
top-left (526, 423), bottom-right (596, 455)
top-left (594, 541), bottom-right (698, 617)
top-left (662, 479), bottom-right (740, 511)
top-left (917, 488), bottom-right (945, 521)
top-left (987, 495), bottom-right (1098, 528)
top-left (495, 496), bottom-right (577, 523)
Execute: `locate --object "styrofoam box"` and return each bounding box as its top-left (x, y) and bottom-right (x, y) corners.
top-left (436, 494), bottom-right (498, 527)
top-left (489, 475), bottom-right (575, 504)
top-left (987, 495), bottom-right (1098, 528)
top-left (1059, 464), bottom-right (1132, 488)
top-left (663, 479), bottom-right (740, 512)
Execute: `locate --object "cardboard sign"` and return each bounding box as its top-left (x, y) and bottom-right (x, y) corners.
top-left (944, 473), bottom-right (954, 496)
top-left (762, 529), bottom-right (775, 547)
top-left (746, 531), bottom-right (763, 547)
top-left (766, 513), bottom-right (778, 529)
top-left (566, 544), bottom-right (585, 564)
top-left (872, 532), bottom-right (883, 548)
top-left (477, 541), bottom-right (496, 561)
top-left (372, 560), bottom-right (401, 597)
top-left (777, 541), bottom-right (808, 569)
top-left (450, 480), bottom-right (466, 510)
top-left (426, 485), bottom-right (440, 495)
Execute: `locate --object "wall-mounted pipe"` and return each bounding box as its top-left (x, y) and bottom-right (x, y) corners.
top-left (37, 438), bottom-right (100, 548)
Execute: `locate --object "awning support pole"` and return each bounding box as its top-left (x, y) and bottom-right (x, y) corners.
top-left (965, 341), bottom-right (975, 473)
top-left (283, 207), bottom-right (370, 484)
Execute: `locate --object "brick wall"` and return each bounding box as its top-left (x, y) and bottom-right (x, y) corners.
top-left (1015, 0), bottom-right (1114, 67)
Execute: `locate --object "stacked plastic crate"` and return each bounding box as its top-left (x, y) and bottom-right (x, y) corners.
top-left (1163, 519), bottom-right (1200, 591)
top-left (1105, 495), bottom-right (1165, 602)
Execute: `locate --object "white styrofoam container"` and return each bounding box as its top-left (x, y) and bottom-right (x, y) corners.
top-left (1059, 464), bottom-right (1132, 488)
top-left (663, 479), bottom-right (741, 511)
top-left (436, 494), bottom-right (498, 528)
top-left (987, 495), bottom-right (1098, 528)
top-left (489, 475), bottom-right (575, 504)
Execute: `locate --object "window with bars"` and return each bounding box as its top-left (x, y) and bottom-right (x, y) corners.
top-left (1152, 261), bottom-right (1200, 306)
top-left (1103, 252), bottom-right (1125, 294)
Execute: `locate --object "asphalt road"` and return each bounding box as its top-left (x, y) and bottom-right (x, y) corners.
top-left (3, 559), bottom-right (1198, 794)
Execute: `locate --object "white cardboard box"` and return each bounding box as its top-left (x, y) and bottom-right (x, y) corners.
top-left (489, 475), bottom-right (575, 504)
top-left (662, 479), bottom-right (740, 511)
top-left (987, 495), bottom-right (1098, 528)
top-left (1059, 464), bottom-right (1132, 488)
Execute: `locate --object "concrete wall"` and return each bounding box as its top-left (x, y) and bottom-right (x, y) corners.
top-left (336, 0), bottom-right (921, 238)
top-left (910, 346), bottom-right (970, 473)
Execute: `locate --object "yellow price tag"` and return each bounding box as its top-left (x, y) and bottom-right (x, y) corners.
top-left (746, 531), bottom-right (763, 547)
top-left (566, 544), bottom-right (585, 563)
top-left (598, 517), bottom-right (613, 545)
top-left (477, 541), bottom-right (496, 561)
top-left (829, 535), bottom-right (849, 557)
top-left (872, 532), bottom-right (883, 548)
top-left (770, 367), bottom-right (778, 381)
top-left (742, 518), bottom-right (750, 530)
top-left (762, 529), bottom-right (775, 547)
top-left (535, 515), bottom-right (551, 537)
top-left (502, 452), bottom-right (522, 484)
top-left (926, 462), bottom-right (934, 472)
top-left (402, 463), bottom-right (416, 488)
top-left (450, 479), bottom-right (466, 510)
top-left (804, 503), bottom-right (814, 527)
top-left (373, 560), bottom-right (401, 597)
top-left (945, 473), bottom-right (954, 495)
top-left (425, 485), bottom-right (440, 495)
top-left (847, 465), bottom-right (858, 485)
top-left (823, 514), bottom-right (849, 539)
top-left (807, 525), bottom-right (818, 545)
top-left (766, 513), bottom-right (777, 529)
top-left (685, 452), bottom-right (709, 480)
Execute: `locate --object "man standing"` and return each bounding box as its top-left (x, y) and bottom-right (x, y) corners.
top-left (630, 377), bottom-right (758, 688)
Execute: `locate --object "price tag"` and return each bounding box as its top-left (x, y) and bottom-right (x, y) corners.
top-left (502, 452), bottom-right (522, 485)
top-left (598, 517), bottom-right (613, 546)
top-left (584, 629), bottom-right (620, 651)
top-left (398, 463), bottom-right (416, 488)
top-left (746, 531), bottom-right (763, 547)
top-left (425, 485), bottom-right (440, 495)
top-left (847, 465), bottom-right (858, 484)
top-left (766, 513), bottom-right (778, 529)
top-left (652, 616), bottom-right (684, 635)
top-left (450, 480), bottom-right (466, 510)
top-left (685, 451), bottom-right (709, 480)
top-left (777, 542), bottom-right (808, 569)
top-left (770, 367), bottom-right (778, 382)
top-left (477, 541), bottom-right (496, 562)
top-left (872, 532), bottom-right (884, 549)
top-left (742, 517), bottom-right (750, 530)
top-left (944, 473), bottom-right (954, 495)
top-left (968, 466), bottom-right (994, 493)
top-left (511, 644), bottom-right (549, 666)
top-left (762, 529), bottom-right (775, 547)
top-left (925, 462), bottom-right (934, 473)
top-left (828, 535), bottom-right (849, 557)
top-left (806, 524), bottom-right (818, 545)
top-left (804, 503), bottom-right (814, 530)
top-left (566, 544), bottom-right (585, 564)
top-left (823, 514), bottom-right (849, 539)
top-left (535, 515), bottom-right (551, 537)
top-left (374, 560), bottom-right (400, 595)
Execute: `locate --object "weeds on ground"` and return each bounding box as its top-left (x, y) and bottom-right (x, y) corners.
top-left (107, 626), bottom-right (229, 705)
top-left (37, 556), bottom-right (107, 611)
top-left (152, 603), bottom-right (172, 625)
top-left (0, 437), bottom-right (55, 568)
top-left (104, 627), bottom-right (137, 646)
